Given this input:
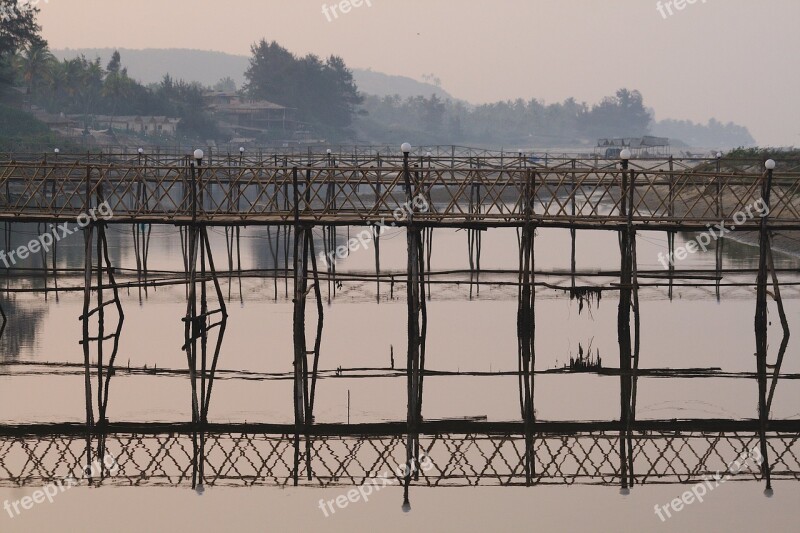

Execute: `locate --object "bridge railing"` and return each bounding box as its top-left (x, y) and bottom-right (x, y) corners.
top-left (0, 161), bottom-right (798, 227)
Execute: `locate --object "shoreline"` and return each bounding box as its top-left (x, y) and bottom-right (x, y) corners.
top-left (722, 230), bottom-right (800, 261)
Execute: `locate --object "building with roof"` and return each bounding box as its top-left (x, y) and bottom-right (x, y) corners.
top-left (92, 115), bottom-right (181, 136)
top-left (205, 92), bottom-right (299, 138)
top-left (596, 136), bottom-right (671, 157)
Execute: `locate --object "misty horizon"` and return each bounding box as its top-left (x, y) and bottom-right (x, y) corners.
top-left (34, 0), bottom-right (800, 146)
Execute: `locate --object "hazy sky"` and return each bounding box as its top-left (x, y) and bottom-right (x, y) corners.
top-left (39, 0), bottom-right (800, 146)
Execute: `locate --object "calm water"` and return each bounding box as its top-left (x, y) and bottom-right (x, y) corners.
top-left (0, 221), bottom-right (798, 532)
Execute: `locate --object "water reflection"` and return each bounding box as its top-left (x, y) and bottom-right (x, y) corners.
top-left (0, 218), bottom-right (797, 497)
top-left (0, 429), bottom-right (797, 489)
top-left (0, 295), bottom-right (45, 360)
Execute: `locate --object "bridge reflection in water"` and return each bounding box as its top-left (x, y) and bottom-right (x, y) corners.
top-left (0, 424), bottom-right (798, 491)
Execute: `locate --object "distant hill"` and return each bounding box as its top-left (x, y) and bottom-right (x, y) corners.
top-left (52, 48), bottom-right (251, 87)
top-left (352, 69), bottom-right (453, 100)
top-left (52, 48), bottom-right (454, 100)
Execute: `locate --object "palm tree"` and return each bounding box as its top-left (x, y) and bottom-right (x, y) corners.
top-left (13, 41), bottom-right (55, 105)
top-left (102, 67), bottom-right (133, 121)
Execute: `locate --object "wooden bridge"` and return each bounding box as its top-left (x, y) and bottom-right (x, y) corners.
top-left (0, 150), bottom-right (797, 503)
top-left (0, 153), bottom-right (798, 230)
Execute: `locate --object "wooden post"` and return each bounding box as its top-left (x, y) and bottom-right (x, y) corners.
top-left (518, 168), bottom-right (536, 485)
top-left (617, 159), bottom-right (634, 491)
top-left (570, 159), bottom-right (577, 291)
top-left (375, 153), bottom-right (382, 303)
top-left (403, 149), bottom-right (425, 507)
top-left (755, 163), bottom-right (773, 492)
top-left (291, 166), bottom-right (306, 486)
top-left (81, 221), bottom-right (95, 481)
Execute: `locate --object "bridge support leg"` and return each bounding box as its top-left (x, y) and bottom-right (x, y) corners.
top-left (629, 228), bottom-right (641, 488)
top-left (132, 223), bottom-right (152, 303)
top-left (375, 155), bottom-right (383, 303)
top-left (80, 216), bottom-right (124, 483)
top-left (182, 161), bottom-right (229, 492)
top-left (715, 236), bottom-right (723, 302)
top-left (182, 222), bottom-right (228, 491)
top-left (403, 153), bottom-right (427, 509)
top-left (765, 237), bottom-right (790, 426)
top-left (667, 231), bottom-right (675, 301)
top-left (755, 167), bottom-right (774, 493)
top-left (518, 223), bottom-right (536, 485)
top-left (291, 168), bottom-right (324, 485)
top-left (224, 225), bottom-right (242, 303)
top-left (292, 223), bottom-right (308, 486)
top-left (81, 223), bottom-right (95, 480)
top-left (468, 180), bottom-right (482, 299)
top-left (374, 224), bottom-right (382, 302)
top-left (617, 163), bottom-right (637, 492)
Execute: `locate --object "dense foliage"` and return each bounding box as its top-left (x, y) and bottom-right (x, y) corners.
top-left (11, 44), bottom-right (219, 139)
top-left (724, 147), bottom-right (800, 163)
top-left (244, 40), bottom-right (363, 137)
top-left (0, 104), bottom-right (68, 151)
top-left (0, 0), bottom-right (42, 86)
top-left (356, 89), bottom-right (755, 148)
top-left (651, 119), bottom-right (755, 149)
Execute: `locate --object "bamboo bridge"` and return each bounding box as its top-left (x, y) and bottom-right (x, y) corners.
top-left (0, 149), bottom-right (798, 504)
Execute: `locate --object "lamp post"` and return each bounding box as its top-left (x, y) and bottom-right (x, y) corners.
top-left (135, 148), bottom-right (145, 211)
top-left (401, 143), bottom-right (412, 195)
top-left (619, 148), bottom-right (631, 171)
top-left (190, 149), bottom-right (203, 222)
top-left (619, 149), bottom-right (632, 212)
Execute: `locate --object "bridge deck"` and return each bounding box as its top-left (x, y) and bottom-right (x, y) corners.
top-left (0, 158), bottom-right (797, 228)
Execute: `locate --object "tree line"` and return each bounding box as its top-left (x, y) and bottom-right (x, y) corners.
top-left (243, 39), bottom-right (363, 137)
top-left (10, 43), bottom-right (219, 139)
top-left (0, 1), bottom-right (754, 148)
top-left (355, 90), bottom-right (755, 148)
